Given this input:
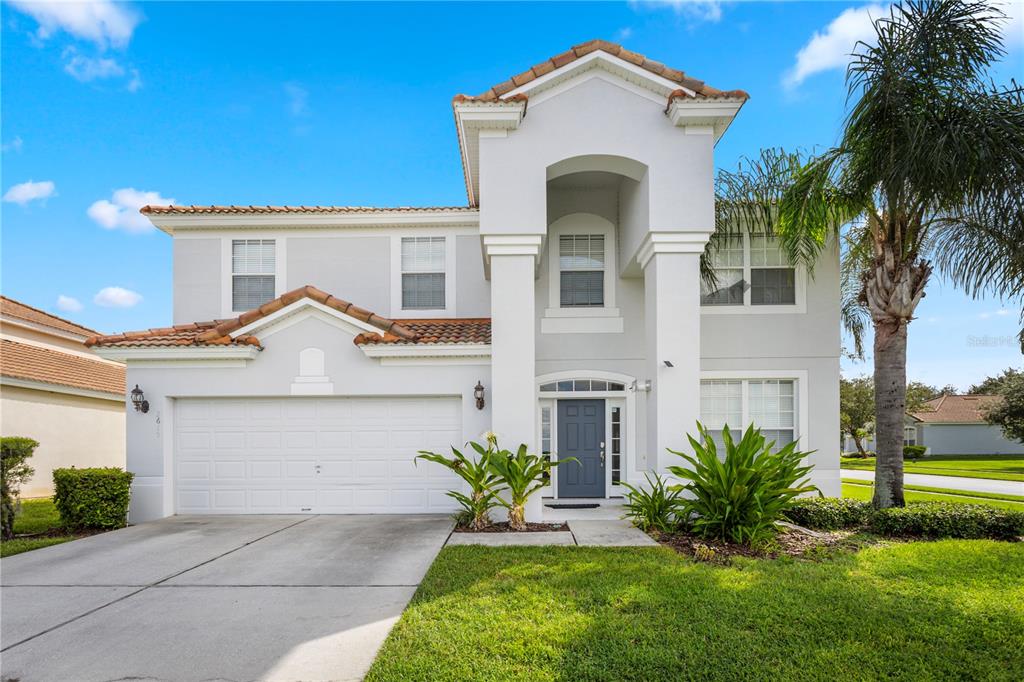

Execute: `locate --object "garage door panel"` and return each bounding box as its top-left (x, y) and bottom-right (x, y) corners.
top-left (175, 397), bottom-right (463, 514)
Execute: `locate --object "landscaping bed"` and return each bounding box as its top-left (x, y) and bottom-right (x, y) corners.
top-left (650, 526), bottom-right (871, 563)
top-left (453, 522), bottom-right (569, 533)
top-left (365, 542), bottom-right (1024, 681)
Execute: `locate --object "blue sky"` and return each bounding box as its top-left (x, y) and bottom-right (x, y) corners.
top-left (2, 1), bottom-right (1021, 389)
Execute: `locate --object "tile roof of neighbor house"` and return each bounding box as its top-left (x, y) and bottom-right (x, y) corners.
top-left (140, 205), bottom-right (477, 215)
top-left (1, 338), bottom-right (126, 396)
top-left (909, 394), bottom-right (1003, 423)
top-left (0, 296), bottom-right (98, 338)
top-left (85, 285), bottom-right (491, 349)
top-left (453, 39), bottom-right (750, 104)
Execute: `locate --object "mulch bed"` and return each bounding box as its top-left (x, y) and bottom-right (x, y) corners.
top-left (652, 527), bottom-right (869, 564)
top-left (453, 522), bottom-right (570, 533)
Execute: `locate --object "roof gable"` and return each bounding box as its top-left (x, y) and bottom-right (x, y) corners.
top-left (1, 296), bottom-right (98, 339)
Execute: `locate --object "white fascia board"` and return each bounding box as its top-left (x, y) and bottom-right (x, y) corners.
top-left (93, 346), bottom-right (261, 363)
top-left (505, 51), bottom-right (684, 101)
top-left (359, 343), bottom-right (491, 363)
top-left (229, 299), bottom-right (385, 340)
top-left (148, 209), bottom-right (481, 235)
top-left (666, 98), bottom-right (745, 143)
top-left (0, 376), bottom-right (124, 403)
top-left (636, 231), bottom-right (714, 268)
top-left (453, 101), bottom-right (526, 207)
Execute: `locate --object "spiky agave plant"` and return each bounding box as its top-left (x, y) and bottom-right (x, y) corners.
top-left (487, 443), bottom-right (577, 531)
top-left (416, 441), bottom-right (502, 530)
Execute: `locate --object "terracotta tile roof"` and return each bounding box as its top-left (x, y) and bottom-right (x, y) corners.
top-left (85, 286), bottom-right (490, 350)
top-left (455, 39), bottom-right (749, 103)
top-left (353, 319), bottom-right (491, 346)
top-left (1, 338), bottom-right (125, 396)
top-left (140, 205), bottom-right (476, 216)
top-left (909, 395), bottom-right (1002, 423)
top-left (1, 296), bottom-right (98, 338)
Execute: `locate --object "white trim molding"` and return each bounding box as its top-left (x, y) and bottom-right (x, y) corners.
top-left (389, 234), bottom-right (458, 319)
top-left (699, 369), bottom-right (810, 448)
top-left (149, 209), bottom-right (480, 235)
top-left (359, 343), bottom-right (491, 366)
top-left (666, 97), bottom-right (746, 143)
top-left (637, 230), bottom-right (714, 268)
top-left (0, 376), bottom-right (125, 403)
top-left (93, 346), bottom-right (261, 364)
top-left (229, 299), bottom-right (384, 341)
top-left (453, 100), bottom-right (527, 206)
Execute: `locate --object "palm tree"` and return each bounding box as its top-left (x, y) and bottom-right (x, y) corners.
top-left (710, 0), bottom-right (1024, 507)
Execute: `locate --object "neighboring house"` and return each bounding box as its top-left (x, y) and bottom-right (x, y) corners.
top-left (89, 40), bottom-right (840, 523)
top-left (908, 395), bottom-right (1024, 455)
top-left (0, 296), bottom-right (126, 498)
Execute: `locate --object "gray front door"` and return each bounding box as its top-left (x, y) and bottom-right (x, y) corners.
top-left (557, 399), bottom-right (605, 498)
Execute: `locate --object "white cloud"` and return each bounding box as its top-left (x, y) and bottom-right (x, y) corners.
top-left (284, 82), bottom-right (309, 116)
top-left (629, 1), bottom-right (723, 23)
top-left (94, 286), bottom-right (142, 308)
top-left (785, 1), bottom-right (1023, 89)
top-left (87, 188), bottom-right (176, 233)
top-left (64, 50), bottom-right (124, 82)
top-left (56, 295), bottom-right (83, 313)
top-left (3, 180), bottom-right (56, 205)
top-left (615, 27), bottom-right (634, 42)
top-left (127, 68), bottom-right (142, 92)
top-left (7, 0), bottom-right (141, 49)
top-left (785, 4), bottom-right (886, 89)
top-left (2, 136), bottom-right (24, 153)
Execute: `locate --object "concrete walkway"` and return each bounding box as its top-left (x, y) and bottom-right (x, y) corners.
top-left (1, 515), bottom-right (452, 682)
top-left (842, 468), bottom-right (1024, 497)
top-left (445, 518), bottom-right (656, 547)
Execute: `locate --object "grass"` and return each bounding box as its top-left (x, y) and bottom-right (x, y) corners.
top-left (841, 454), bottom-right (1024, 482)
top-left (841, 480), bottom-right (1024, 511)
top-left (0, 498), bottom-right (78, 558)
top-left (366, 542), bottom-right (1024, 681)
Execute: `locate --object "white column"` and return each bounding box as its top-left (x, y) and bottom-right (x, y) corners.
top-left (639, 232), bottom-right (712, 473)
top-left (484, 235), bottom-right (544, 522)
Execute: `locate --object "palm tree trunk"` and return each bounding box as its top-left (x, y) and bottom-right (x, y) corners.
top-left (872, 318), bottom-right (907, 507)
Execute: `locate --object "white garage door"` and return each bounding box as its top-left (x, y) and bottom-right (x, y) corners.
top-left (174, 397), bottom-right (462, 514)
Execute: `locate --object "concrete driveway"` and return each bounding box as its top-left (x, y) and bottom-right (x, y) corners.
top-left (1, 514), bottom-right (453, 682)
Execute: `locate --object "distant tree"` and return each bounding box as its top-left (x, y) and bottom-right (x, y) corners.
top-left (906, 382), bottom-right (943, 412)
top-left (841, 377), bottom-right (876, 456)
top-left (1, 437), bottom-right (37, 540)
top-left (983, 375), bottom-right (1024, 443)
top-left (969, 368), bottom-right (1023, 395)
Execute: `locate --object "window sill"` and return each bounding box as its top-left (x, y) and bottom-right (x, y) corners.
top-left (543, 307), bottom-right (620, 318)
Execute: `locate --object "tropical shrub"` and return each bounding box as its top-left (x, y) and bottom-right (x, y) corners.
top-left (621, 473), bottom-right (683, 533)
top-left (416, 438), bottom-right (502, 530)
top-left (1, 437), bottom-right (38, 540)
top-left (667, 423), bottom-right (818, 547)
top-left (488, 443), bottom-right (576, 531)
top-left (783, 497), bottom-right (872, 530)
top-left (869, 502), bottom-right (1024, 541)
top-left (903, 445), bottom-right (927, 460)
top-left (52, 467), bottom-right (134, 530)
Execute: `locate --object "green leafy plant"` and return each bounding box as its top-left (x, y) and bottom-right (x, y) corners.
top-left (488, 443), bottom-right (576, 531)
top-left (621, 473), bottom-right (683, 533)
top-left (1, 437), bottom-right (38, 540)
top-left (668, 423), bottom-right (818, 547)
top-left (52, 467), bottom-right (134, 530)
top-left (903, 445), bottom-right (927, 460)
top-left (783, 497), bottom-right (872, 530)
top-left (869, 502), bottom-right (1024, 540)
top-left (416, 439), bottom-right (502, 530)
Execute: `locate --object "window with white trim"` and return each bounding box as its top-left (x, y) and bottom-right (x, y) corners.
top-left (401, 237), bottom-right (445, 309)
top-left (903, 426), bottom-right (917, 446)
top-left (702, 233), bottom-right (796, 307)
top-left (611, 405), bottom-right (622, 484)
top-left (559, 234), bottom-right (605, 307)
top-left (232, 239), bottom-right (276, 312)
top-left (700, 379), bottom-right (797, 447)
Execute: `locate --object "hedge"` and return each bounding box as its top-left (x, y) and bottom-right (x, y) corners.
top-left (903, 445), bottom-right (927, 460)
top-left (53, 467), bottom-right (134, 530)
top-left (869, 502), bottom-right (1024, 541)
top-left (783, 497), bottom-right (872, 530)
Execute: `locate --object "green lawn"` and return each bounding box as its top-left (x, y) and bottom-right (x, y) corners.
top-left (841, 480), bottom-right (1024, 511)
top-left (841, 454), bottom-right (1024, 482)
top-left (366, 542), bottom-right (1024, 681)
top-left (0, 498), bottom-right (78, 558)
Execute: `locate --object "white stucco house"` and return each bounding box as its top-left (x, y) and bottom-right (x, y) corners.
top-left (1, 296), bottom-right (126, 497)
top-left (89, 41), bottom-right (840, 523)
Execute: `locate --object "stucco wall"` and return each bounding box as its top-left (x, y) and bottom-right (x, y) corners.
top-left (173, 238), bottom-right (221, 324)
top-left (1, 385), bottom-right (126, 498)
top-left (920, 424), bottom-right (1024, 455)
top-left (287, 236), bottom-right (390, 313)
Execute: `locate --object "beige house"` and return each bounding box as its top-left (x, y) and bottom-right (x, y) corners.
top-left (0, 296), bottom-right (126, 497)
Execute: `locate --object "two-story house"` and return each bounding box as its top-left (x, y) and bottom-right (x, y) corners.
top-left (90, 41), bottom-right (840, 523)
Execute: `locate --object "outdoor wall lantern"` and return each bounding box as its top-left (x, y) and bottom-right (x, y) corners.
top-left (130, 384), bottom-right (150, 414)
top-left (474, 381), bottom-right (486, 410)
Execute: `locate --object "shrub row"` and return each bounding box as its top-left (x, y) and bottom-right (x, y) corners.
top-left (903, 445), bottom-right (927, 459)
top-left (53, 467), bottom-right (134, 530)
top-left (784, 497), bottom-right (1024, 540)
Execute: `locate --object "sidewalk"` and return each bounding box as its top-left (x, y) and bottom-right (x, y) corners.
top-left (842, 468), bottom-right (1024, 497)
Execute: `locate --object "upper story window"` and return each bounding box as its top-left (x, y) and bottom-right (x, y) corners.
top-left (401, 237), bottom-right (445, 309)
top-left (232, 239), bottom-right (276, 312)
top-left (559, 234), bottom-right (605, 307)
top-left (702, 233), bottom-right (797, 307)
